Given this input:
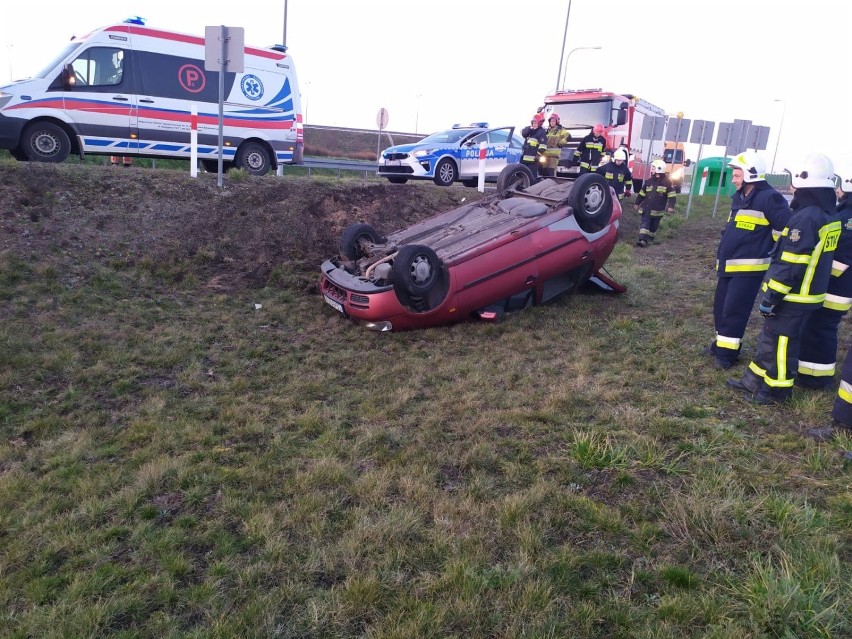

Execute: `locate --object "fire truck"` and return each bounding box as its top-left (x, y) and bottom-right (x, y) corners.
top-left (540, 88), bottom-right (674, 193)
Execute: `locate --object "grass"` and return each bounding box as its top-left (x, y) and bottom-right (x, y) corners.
top-left (1, 185), bottom-right (850, 638)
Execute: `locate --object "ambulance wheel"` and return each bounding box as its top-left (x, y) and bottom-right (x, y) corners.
top-left (21, 122), bottom-right (71, 163)
top-left (201, 159), bottom-right (233, 173)
top-left (235, 142), bottom-right (272, 176)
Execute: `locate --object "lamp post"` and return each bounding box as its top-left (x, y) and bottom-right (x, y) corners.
top-left (560, 46), bottom-right (602, 91)
top-left (771, 98), bottom-right (785, 174)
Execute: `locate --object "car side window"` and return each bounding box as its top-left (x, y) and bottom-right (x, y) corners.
top-left (71, 47), bottom-right (126, 86)
top-left (488, 129), bottom-right (510, 144)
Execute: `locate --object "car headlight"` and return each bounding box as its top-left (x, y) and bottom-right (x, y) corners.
top-left (413, 148), bottom-right (437, 158)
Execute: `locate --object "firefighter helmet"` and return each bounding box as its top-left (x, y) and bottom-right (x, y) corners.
top-left (531, 113), bottom-right (545, 125)
top-left (727, 151), bottom-right (766, 183)
top-left (835, 166), bottom-right (852, 193)
top-left (548, 113), bottom-right (561, 124)
top-left (791, 153), bottom-right (835, 189)
top-left (613, 148), bottom-right (628, 162)
top-left (593, 123), bottom-right (605, 135)
top-left (651, 159), bottom-right (666, 174)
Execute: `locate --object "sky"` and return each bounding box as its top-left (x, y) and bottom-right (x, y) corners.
top-left (1, 0), bottom-right (851, 174)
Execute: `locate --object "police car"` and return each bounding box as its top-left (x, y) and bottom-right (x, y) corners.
top-left (377, 123), bottom-right (524, 187)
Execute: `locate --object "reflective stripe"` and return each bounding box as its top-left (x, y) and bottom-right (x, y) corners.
top-left (771, 230), bottom-right (782, 241)
top-left (767, 279), bottom-right (792, 294)
top-left (723, 257), bottom-right (771, 273)
top-left (765, 334), bottom-right (794, 388)
top-left (734, 210), bottom-right (770, 226)
top-left (831, 260), bottom-right (850, 277)
top-left (716, 335), bottom-right (741, 350)
top-left (780, 251), bottom-right (812, 264)
top-left (783, 292), bottom-right (825, 304)
top-left (824, 293), bottom-right (852, 311)
top-left (798, 360), bottom-right (836, 376)
top-left (839, 380), bottom-right (852, 404)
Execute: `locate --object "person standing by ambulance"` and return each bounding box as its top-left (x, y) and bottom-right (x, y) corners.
top-left (706, 152), bottom-right (791, 370)
top-left (796, 166), bottom-right (852, 388)
top-left (634, 159), bottom-right (676, 247)
top-left (726, 153), bottom-right (841, 404)
top-left (542, 113), bottom-right (571, 178)
top-left (595, 148), bottom-right (633, 200)
top-left (520, 113), bottom-right (548, 181)
top-left (572, 123), bottom-right (606, 175)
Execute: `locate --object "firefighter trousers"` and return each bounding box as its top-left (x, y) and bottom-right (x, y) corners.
top-left (740, 307), bottom-right (814, 401)
top-left (798, 307), bottom-right (847, 387)
top-left (638, 212), bottom-right (663, 242)
top-left (832, 344), bottom-right (852, 425)
top-left (712, 275), bottom-right (763, 366)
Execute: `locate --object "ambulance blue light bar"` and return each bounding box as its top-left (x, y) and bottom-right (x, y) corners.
top-left (124, 16), bottom-right (146, 25)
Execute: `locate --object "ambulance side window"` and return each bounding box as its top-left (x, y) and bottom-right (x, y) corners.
top-left (70, 47), bottom-right (125, 87)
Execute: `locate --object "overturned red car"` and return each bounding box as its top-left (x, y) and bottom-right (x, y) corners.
top-left (319, 165), bottom-right (625, 331)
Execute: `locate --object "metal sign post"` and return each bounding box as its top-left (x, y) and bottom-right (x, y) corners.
top-left (376, 107), bottom-right (389, 167)
top-left (684, 119), bottom-right (715, 218)
top-left (205, 26), bottom-right (245, 187)
top-left (638, 115), bottom-right (666, 188)
top-left (745, 125), bottom-right (771, 151)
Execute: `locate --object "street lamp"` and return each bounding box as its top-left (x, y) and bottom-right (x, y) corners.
top-left (771, 98), bottom-right (785, 174)
top-left (560, 46), bottom-right (602, 91)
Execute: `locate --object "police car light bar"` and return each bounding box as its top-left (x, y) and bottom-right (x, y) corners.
top-left (452, 122), bottom-right (489, 129)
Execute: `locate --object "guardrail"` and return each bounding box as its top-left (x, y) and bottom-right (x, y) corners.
top-left (297, 157), bottom-right (378, 179)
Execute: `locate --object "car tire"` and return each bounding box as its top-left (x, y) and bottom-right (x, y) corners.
top-left (234, 141), bottom-right (272, 176)
top-left (340, 222), bottom-right (383, 260)
top-left (201, 159), bottom-right (233, 173)
top-left (392, 244), bottom-right (449, 312)
top-left (432, 159), bottom-right (456, 186)
top-left (21, 121), bottom-right (71, 163)
top-left (568, 172), bottom-right (613, 233)
top-left (496, 163), bottom-right (534, 196)
top-left (387, 177), bottom-right (408, 184)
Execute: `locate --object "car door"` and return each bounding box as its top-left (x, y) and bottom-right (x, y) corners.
top-left (482, 127), bottom-right (515, 177)
top-left (64, 45), bottom-right (137, 154)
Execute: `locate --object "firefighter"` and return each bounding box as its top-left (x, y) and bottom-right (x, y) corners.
top-left (595, 148), bottom-right (633, 200)
top-left (520, 113), bottom-right (548, 181)
top-left (572, 123), bottom-right (606, 174)
top-left (542, 113), bottom-right (571, 177)
top-left (805, 341), bottom-right (852, 457)
top-left (634, 159), bottom-right (676, 247)
top-left (726, 153), bottom-right (842, 404)
top-left (796, 166), bottom-right (852, 388)
top-left (706, 152), bottom-right (791, 370)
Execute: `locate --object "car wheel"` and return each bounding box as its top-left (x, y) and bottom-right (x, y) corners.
top-left (387, 177), bottom-right (408, 184)
top-left (496, 163), bottom-right (534, 196)
top-left (392, 244), bottom-right (449, 312)
top-left (9, 147), bottom-right (27, 161)
top-left (21, 121), bottom-right (71, 163)
top-left (234, 141), bottom-right (272, 176)
top-left (201, 159), bottom-right (233, 173)
top-left (432, 159), bottom-right (456, 186)
top-left (568, 172), bottom-right (613, 233)
top-left (340, 222), bottom-right (383, 260)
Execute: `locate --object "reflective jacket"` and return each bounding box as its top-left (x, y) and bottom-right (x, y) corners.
top-left (762, 188), bottom-right (841, 309)
top-left (572, 132), bottom-right (606, 170)
top-left (825, 194), bottom-right (852, 311)
top-left (716, 181), bottom-right (791, 277)
top-left (595, 161), bottom-right (633, 198)
top-left (544, 125), bottom-right (571, 159)
top-left (520, 125), bottom-right (548, 165)
top-left (635, 174), bottom-right (676, 215)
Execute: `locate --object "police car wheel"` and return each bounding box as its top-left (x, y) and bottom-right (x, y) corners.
top-left (22, 122), bottom-right (71, 163)
top-left (432, 159), bottom-right (456, 187)
top-left (235, 142), bottom-right (272, 176)
top-left (568, 172), bottom-right (612, 233)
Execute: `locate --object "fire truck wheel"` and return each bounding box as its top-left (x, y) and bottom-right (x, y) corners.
top-left (235, 141), bottom-right (272, 176)
top-left (21, 122), bottom-right (71, 163)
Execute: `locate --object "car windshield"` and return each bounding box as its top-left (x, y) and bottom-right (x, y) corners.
top-left (419, 129), bottom-right (479, 145)
top-left (33, 42), bottom-right (82, 79)
top-left (545, 100), bottom-right (613, 131)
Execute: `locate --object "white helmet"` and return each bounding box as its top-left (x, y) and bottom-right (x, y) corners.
top-left (791, 153), bottom-right (836, 189)
top-left (835, 165), bottom-right (852, 193)
top-left (728, 151), bottom-right (766, 183)
top-left (651, 159), bottom-right (666, 174)
top-left (613, 148), bottom-right (628, 162)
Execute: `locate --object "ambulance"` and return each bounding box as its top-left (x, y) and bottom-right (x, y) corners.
top-left (0, 18), bottom-right (303, 175)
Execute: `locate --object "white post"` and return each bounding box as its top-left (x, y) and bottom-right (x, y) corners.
top-left (190, 103), bottom-right (198, 178)
top-left (699, 166), bottom-right (708, 195)
top-left (477, 141), bottom-right (487, 192)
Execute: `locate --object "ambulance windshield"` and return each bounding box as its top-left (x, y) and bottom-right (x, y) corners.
top-left (34, 43), bottom-right (82, 79)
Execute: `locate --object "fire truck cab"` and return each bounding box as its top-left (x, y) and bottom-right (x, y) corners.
top-left (540, 89), bottom-right (668, 193)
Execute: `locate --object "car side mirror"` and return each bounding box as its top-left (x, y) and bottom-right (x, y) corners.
top-left (615, 110), bottom-right (627, 126)
top-left (62, 64), bottom-right (76, 88)
top-left (684, 159), bottom-right (692, 167)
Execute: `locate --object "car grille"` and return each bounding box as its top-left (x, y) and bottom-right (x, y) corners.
top-left (321, 278), bottom-right (347, 302)
top-left (383, 152), bottom-right (409, 160)
top-left (379, 166), bottom-right (414, 175)
top-left (349, 293), bottom-right (369, 309)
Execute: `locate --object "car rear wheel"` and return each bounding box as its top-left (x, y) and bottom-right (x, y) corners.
top-left (387, 177), bottom-right (408, 184)
top-left (235, 141), bottom-right (272, 176)
top-left (21, 121), bottom-right (71, 163)
top-left (432, 159), bottom-right (456, 186)
top-left (496, 163), bottom-right (534, 196)
top-left (340, 223), bottom-right (383, 260)
top-left (568, 172), bottom-right (613, 233)
top-left (392, 244), bottom-right (449, 312)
